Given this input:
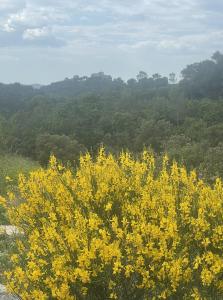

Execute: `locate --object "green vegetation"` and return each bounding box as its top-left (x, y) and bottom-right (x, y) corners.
top-left (0, 154), bottom-right (39, 224)
top-left (0, 230), bottom-right (16, 283)
top-left (0, 154), bottom-right (38, 284)
top-left (0, 52), bottom-right (222, 181)
top-left (0, 52), bottom-right (223, 298)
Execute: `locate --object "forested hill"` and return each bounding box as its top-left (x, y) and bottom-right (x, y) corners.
top-left (0, 52), bottom-right (223, 181)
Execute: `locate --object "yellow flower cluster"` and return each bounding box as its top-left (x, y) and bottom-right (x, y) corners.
top-left (2, 148), bottom-right (223, 299)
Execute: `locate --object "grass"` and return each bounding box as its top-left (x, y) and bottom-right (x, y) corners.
top-left (0, 154), bottom-right (39, 225)
top-left (0, 155), bottom-right (39, 285)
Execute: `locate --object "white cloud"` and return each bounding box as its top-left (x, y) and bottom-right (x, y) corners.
top-left (0, 0), bottom-right (223, 83)
top-left (0, 0), bottom-right (217, 51)
top-left (3, 5), bottom-right (68, 30)
top-left (3, 22), bottom-right (14, 32)
top-left (23, 27), bottom-right (50, 40)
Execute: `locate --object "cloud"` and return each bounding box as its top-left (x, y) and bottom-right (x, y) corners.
top-left (0, 0), bottom-right (222, 51)
top-left (3, 5), bottom-right (68, 30)
top-left (0, 0), bottom-right (25, 12)
top-left (0, 0), bottom-right (223, 83)
top-left (23, 27), bottom-right (50, 40)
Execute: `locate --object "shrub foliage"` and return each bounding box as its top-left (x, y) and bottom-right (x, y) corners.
top-left (1, 149), bottom-right (223, 299)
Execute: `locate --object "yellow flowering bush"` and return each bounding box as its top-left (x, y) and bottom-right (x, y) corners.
top-left (1, 149), bottom-right (223, 299)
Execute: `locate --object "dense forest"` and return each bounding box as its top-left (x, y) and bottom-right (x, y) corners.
top-left (0, 52), bottom-right (223, 182)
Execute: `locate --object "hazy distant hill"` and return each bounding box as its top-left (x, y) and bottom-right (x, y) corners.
top-left (0, 83), bottom-right (36, 116)
top-left (32, 84), bottom-right (44, 90)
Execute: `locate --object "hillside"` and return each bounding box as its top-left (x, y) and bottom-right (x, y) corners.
top-left (0, 53), bottom-right (222, 182)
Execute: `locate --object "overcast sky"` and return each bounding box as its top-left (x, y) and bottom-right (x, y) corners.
top-left (0, 0), bottom-right (222, 84)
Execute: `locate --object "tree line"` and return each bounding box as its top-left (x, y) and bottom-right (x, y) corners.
top-left (0, 52), bottom-right (223, 181)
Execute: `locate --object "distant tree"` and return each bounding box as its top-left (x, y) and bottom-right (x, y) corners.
top-left (91, 72), bottom-right (112, 81)
top-left (35, 134), bottom-right (86, 166)
top-left (80, 76), bottom-right (88, 81)
top-left (136, 119), bottom-right (173, 152)
top-left (154, 77), bottom-right (168, 88)
top-left (113, 77), bottom-right (124, 86)
top-left (206, 124), bottom-right (223, 146)
top-left (136, 71), bottom-right (148, 81)
top-left (152, 73), bottom-right (161, 80)
top-left (127, 78), bottom-right (137, 87)
top-left (163, 134), bottom-right (204, 168)
top-left (200, 143), bottom-right (223, 181)
top-left (72, 75), bottom-right (80, 80)
top-left (180, 52), bottom-right (223, 98)
top-left (212, 51), bottom-right (223, 64)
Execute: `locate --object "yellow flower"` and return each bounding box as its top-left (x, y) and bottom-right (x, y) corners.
top-left (5, 176), bottom-right (12, 182)
top-left (105, 202), bottom-right (112, 211)
top-left (2, 148), bottom-right (223, 299)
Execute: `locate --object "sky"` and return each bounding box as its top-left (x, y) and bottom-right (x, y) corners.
top-left (0, 0), bottom-right (223, 84)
